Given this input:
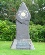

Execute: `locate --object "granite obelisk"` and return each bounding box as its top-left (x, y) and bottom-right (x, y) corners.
top-left (11, 2), bottom-right (35, 50)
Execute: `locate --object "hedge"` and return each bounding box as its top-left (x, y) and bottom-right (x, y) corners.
top-left (0, 20), bottom-right (16, 41)
top-left (0, 20), bottom-right (45, 42)
top-left (30, 24), bottom-right (45, 42)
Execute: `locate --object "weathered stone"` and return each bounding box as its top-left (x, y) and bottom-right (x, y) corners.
top-left (11, 2), bottom-right (35, 50)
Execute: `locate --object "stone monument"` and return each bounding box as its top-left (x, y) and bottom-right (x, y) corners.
top-left (11, 2), bottom-right (35, 50)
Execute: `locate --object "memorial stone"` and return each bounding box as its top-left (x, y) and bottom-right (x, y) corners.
top-left (11, 2), bottom-right (35, 50)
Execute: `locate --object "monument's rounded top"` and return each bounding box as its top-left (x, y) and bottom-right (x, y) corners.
top-left (22, 2), bottom-right (25, 4)
top-left (20, 2), bottom-right (26, 7)
top-left (16, 2), bottom-right (31, 20)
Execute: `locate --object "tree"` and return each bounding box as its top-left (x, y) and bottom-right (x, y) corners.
top-left (0, 0), bottom-right (45, 25)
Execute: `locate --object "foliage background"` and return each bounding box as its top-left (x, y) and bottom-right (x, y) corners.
top-left (0, 0), bottom-right (45, 25)
top-left (0, 20), bottom-right (45, 42)
top-left (0, 0), bottom-right (45, 41)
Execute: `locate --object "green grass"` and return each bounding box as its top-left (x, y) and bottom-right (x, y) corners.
top-left (0, 41), bottom-right (45, 55)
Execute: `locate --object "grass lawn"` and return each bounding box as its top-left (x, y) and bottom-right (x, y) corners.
top-left (0, 41), bottom-right (45, 55)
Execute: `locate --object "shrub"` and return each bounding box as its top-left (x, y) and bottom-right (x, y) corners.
top-left (30, 24), bottom-right (45, 42)
top-left (0, 20), bottom-right (16, 41)
top-left (0, 20), bottom-right (45, 42)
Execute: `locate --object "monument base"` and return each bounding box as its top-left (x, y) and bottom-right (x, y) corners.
top-left (11, 39), bottom-right (35, 50)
